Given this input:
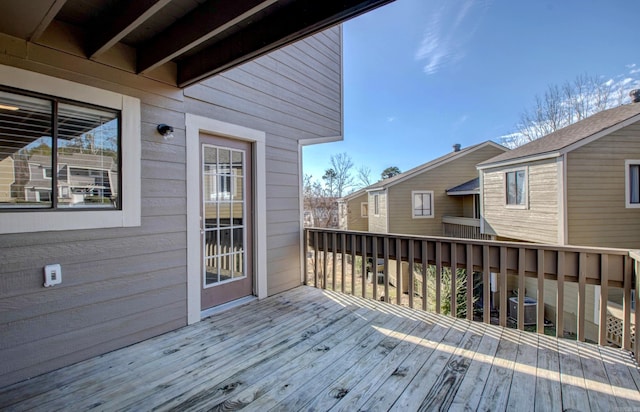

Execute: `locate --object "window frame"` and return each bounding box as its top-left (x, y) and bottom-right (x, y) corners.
top-left (505, 167), bottom-right (528, 209)
top-left (411, 190), bottom-right (434, 219)
top-left (0, 64), bottom-right (141, 234)
top-left (360, 202), bottom-right (368, 218)
top-left (625, 160), bottom-right (640, 208)
top-left (373, 194), bottom-right (380, 216)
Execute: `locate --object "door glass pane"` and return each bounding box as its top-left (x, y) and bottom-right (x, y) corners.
top-left (232, 253), bottom-right (244, 278)
top-left (218, 202), bottom-right (231, 226)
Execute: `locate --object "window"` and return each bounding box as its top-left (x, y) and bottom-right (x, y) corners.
top-left (412, 190), bottom-right (434, 218)
top-left (361, 202), bottom-right (368, 217)
top-left (0, 64), bottom-right (140, 234)
top-left (506, 169), bottom-right (527, 206)
top-left (373, 194), bottom-right (380, 216)
top-left (626, 160), bottom-right (640, 208)
top-left (0, 87), bottom-right (120, 210)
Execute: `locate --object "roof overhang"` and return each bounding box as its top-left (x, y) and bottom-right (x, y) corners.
top-left (0, 0), bottom-right (395, 88)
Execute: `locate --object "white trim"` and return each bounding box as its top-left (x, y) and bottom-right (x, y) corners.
top-left (0, 65), bottom-right (141, 234)
top-left (479, 172), bottom-right (485, 234)
top-left (411, 190), bottom-right (435, 219)
top-left (186, 114), bottom-right (267, 325)
top-left (478, 152), bottom-right (560, 170)
top-left (200, 295), bottom-right (257, 319)
top-left (373, 193), bottom-right (380, 217)
top-left (299, 143), bottom-right (305, 284)
top-left (360, 202), bottom-right (369, 218)
top-left (446, 190), bottom-right (478, 196)
top-left (625, 159), bottom-right (640, 209)
top-left (374, 141), bottom-right (508, 190)
top-left (504, 167), bottom-right (529, 209)
top-left (558, 155), bottom-right (567, 245)
top-left (298, 135), bottom-right (342, 146)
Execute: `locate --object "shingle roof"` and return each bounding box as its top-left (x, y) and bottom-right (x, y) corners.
top-left (366, 141), bottom-right (506, 191)
top-left (478, 103), bottom-right (640, 167)
top-left (446, 177), bottom-right (479, 194)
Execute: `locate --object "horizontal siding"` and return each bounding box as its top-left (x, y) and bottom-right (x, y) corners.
top-left (482, 158), bottom-right (559, 244)
top-left (0, 25), bottom-right (343, 387)
top-left (388, 145), bottom-right (506, 236)
top-left (368, 191), bottom-right (388, 233)
top-left (566, 123), bottom-right (640, 248)
top-left (346, 192), bottom-right (369, 231)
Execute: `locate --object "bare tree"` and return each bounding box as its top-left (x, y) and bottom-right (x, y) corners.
top-left (357, 165), bottom-right (372, 187)
top-left (329, 153), bottom-right (354, 197)
top-left (503, 73), bottom-right (631, 148)
top-left (303, 174), bottom-right (337, 228)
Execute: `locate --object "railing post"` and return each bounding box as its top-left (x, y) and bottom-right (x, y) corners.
top-left (331, 232), bottom-right (337, 291)
top-left (556, 251), bottom-right (565, 339)
top-left (517, 248), bottom-right (525, 331)
top-left (384, 237), bottom-right (390, 303)
top-left (322, 231), bottom-right (328, 289)
top-left (350, 234), bottom-right (356, 295)
top-left (422, 240), bottom-right (428, 311)
top-left (303, 229), bottom-right (309, 285)
top-left (408, 239), bottom-right (415, 309)
top-left (372, 236), bottom-right (378, 302)
top-left (396, 238), bottom-right (402, 306)
top-left (435, 241), bottom-right (442, 314)
top-left (361, 235), bottom-right (367, 299)
top-left (450, 242), bottom-right (457, 317)
top-left (624, 255), bottom-right (632, 350)
top-left (313, 230), bottom-right (319, 288)
top-left (499, 246), bottom-right (507, 327)
top-left (483, 245), bottom-right (490, 324)
top-left (341, 232), bottom-right (346, 294)
top-left (577, 252), bottom-right (587, 342)
top-left (466, 243), bottom-right (473, 321)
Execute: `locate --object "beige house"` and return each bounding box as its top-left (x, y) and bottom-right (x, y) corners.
top-left (0, 1), bottom-right (391, 388)
top-left (338, 187), bottom-right (369, 231)
top-left (478, 100), bottom-right (640, 340)
top-left (363, 141), bottom-right (508, 237)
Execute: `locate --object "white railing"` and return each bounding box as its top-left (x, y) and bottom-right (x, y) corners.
top-left (305, 228), bottom-right (640, 361)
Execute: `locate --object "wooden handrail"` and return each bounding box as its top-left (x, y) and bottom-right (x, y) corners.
top-left (305, 228), bottom-right (640, 361)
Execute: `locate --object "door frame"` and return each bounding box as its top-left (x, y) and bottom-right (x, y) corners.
top-left (186, 114), bottom-right (267, 324)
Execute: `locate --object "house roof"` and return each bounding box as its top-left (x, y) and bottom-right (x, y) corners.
top-left (446, 177), bottom-right (479, 195)
top-left (478, 102), bottom-right (640, 168)
top-left (365, 141), bottom-right (507, 191)
top-left (0, 0), bottom-right (394, 88)
top-left (339, 187), bottom-right (368, 202)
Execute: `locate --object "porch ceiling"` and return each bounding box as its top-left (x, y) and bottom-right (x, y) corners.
top-left (0, 0), bottom-right (394, 87)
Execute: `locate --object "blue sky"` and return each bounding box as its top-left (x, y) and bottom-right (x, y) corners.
top-left (302, 0), bottom-right (640, 190)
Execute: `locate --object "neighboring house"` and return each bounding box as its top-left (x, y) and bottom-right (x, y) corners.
top-left (338, 187), bottom-right (369, 231)
top-left (363, 141), bottom-right (508, 238)
top-left (477, 99), bottom-right (640, 340)
top-left (303, 196), bottom-right (339, 228)
top-left (0, 1), bottom-right (391, 388)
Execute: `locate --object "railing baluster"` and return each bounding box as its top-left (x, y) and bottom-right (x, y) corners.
top-left (351, 234), bottom-right (356, 295)
top-left (518, 248), bottom-right (525, 331)
top-left (557, 251), bottom-right (565, 338)
top-left (577, 252), bottom-right (587, 342)
top-left (332, 232), bottom-right (337, 291)
top-left (384, 237), bottom-right (390, 303)
top-left (322, 231), bottom-right (328, 289)
top-left (314, 230), bottom-right (319, 288)
top-left (537, 249), bottom-right (545, 334)
top-left (451, 242), bottom-right (457, 317)
top-left (599, 254), bottom-right (609, 346)
top-left (396, 238), bottom-right (402, 306)
top-left (361, 235), bottom-right (367, 299)
top-left (341, 232), bottom-right (346, 294)
top-left (303, 229), bottom-right (309, 285)
top-left (624, 255), bottom-right (632, 350)
top-left (408, 239), bottom-right (414, 309)
top-left (466, 243), bottom-right (473, 321)
top-left (499, 246), bottom-right (507, 327)
top-left (483, 245), bottom-right (490, 324)
top-left (422, 240), bottom-right (428, 311)
top-left (372, 236), bottom-right (378, 302)
top-left (435, 241), bottom-right (442, 314)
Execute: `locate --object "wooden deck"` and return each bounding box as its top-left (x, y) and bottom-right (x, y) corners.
top-left (2, 286), bottom-right (640, 411)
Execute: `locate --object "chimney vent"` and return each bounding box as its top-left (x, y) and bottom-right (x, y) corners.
top-left (453, 143), bottom-right (461, 152)
top-left (630, 89), bottom-right (640, 103)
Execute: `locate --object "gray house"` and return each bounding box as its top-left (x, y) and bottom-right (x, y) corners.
top-left (0, 0), bottom-right (393, 388)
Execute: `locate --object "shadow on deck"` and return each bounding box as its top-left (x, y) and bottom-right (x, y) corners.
top-left (1, 286), bottom-right (640, 411)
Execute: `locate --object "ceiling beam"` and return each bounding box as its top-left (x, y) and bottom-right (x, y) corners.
top-left (177, 0), bottom-right (394, 87)
top-left (30, 0), bottom-right (68, 42)
top-left (137, 0), bottom-right (277, 75)
top-left (87, 0), bottom-right (172, 58)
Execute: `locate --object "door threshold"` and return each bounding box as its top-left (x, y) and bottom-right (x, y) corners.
top-left (200, 295), bottom-right (257, 319)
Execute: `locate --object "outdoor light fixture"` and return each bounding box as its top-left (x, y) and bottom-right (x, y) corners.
top-left (157, 123), bottom-right (174, 140)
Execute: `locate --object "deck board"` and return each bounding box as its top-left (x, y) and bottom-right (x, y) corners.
top-left (1, 286), bottom-right (639, 412)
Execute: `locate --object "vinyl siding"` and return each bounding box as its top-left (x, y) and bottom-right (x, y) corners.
top-left (482, 158), bottom-right (559, 244)
top-left (345, 192), bottom-right (369, 231)
top-left (387, 145), bottom-right (505, 236)
top-left (566, 122), bottom-right (640, 248)
top-left (0, 26), bottom-right (342, 387)
top-left (368, 190), bottom-right (388, 233)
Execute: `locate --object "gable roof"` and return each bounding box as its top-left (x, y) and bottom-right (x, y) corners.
top-left (339, 186), bottom-right (368, 202)
top-left (365, 141), bottom-right (508, 191)
top-left (478, 102), bottom-right (640, 169)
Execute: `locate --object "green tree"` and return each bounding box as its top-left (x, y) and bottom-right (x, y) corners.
top-left (381, 166), bottom-right (401, 180)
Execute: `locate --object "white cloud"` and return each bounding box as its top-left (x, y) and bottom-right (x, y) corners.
top-left (387, 116), bottom-right (397, 122)
top-left (414, 0), bottom-right (491, 75)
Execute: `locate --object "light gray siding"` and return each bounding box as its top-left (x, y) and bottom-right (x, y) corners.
top-left (566, 122), bottom-right (640, 249)
top-left (0, 26), bottom-right (342, 387)
top-left (368, 190), bottom-right (388, 233)
top-left (482, 158), bottom-right (559, 244)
